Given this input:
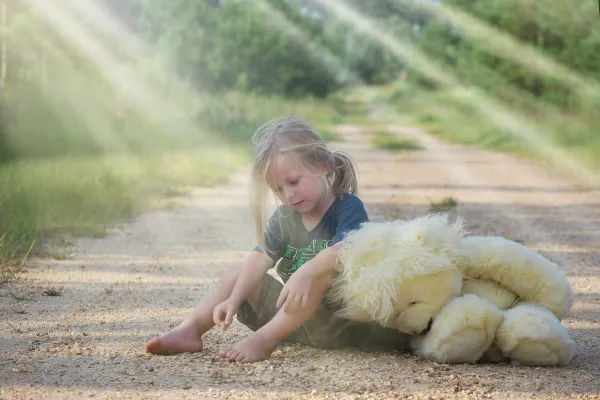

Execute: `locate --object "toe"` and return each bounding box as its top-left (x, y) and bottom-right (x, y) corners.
top-left (145, 338), bottom-right (162, 354)
top-left (227, 350), bottom-right (239, 360)
top-left (218, 347), bottom-right (231, 358)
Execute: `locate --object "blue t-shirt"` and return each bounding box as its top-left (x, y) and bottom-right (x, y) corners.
top-left (253, 193), bottom-right (369, 282)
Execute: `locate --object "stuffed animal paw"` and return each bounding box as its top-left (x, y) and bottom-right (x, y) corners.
top-left (456, 236), bottom-right (574, 366)
top-left (411, 276), bottom-right (575, 366)
top-left (492, 303), bottom-right (575, 366)
top-left (410, 293), bottom-right (504, 364)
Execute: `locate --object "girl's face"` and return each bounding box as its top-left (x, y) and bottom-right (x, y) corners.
top-left (265, 153), bottom-right (330, 215)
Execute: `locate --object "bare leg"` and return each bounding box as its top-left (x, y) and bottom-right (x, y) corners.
top-left (145, 261), bottom-right (259, 355)
top-left (218, 271), bottom-right (334, 363)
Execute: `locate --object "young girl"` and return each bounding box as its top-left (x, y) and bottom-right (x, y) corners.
top-left (145, 116), bottom-right (407, 363)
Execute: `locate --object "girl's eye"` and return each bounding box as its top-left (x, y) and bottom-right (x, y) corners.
top-left (289, 179), bottom-right (299, 185)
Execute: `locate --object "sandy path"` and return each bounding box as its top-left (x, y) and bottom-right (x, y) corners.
top-left (1, 125), bottom-right (599, 400)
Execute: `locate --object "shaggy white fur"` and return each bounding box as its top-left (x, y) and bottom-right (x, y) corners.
top-left (494, 303), bottom-right (575, 366)
top-left (459, 236), bottom-right (573, 319)
top-left (410, 293), bottom-right (504, 364)
top-left (329, 214), bottom-right (466, 327)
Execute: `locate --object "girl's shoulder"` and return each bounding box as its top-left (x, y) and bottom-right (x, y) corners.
top-left (337, 193), bottom-right (367, 210)
top-left (333, 193), bottom-right (369, 221)
top-left (330, 193), bottom-right (369, 243)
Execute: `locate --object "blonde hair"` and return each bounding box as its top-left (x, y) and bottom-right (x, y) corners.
top-left (251, 115), bottom-right (359, 252)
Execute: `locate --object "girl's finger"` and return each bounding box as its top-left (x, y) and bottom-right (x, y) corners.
top-left (301, 293), bottom-right (308, 308)
top-left (284, 293), bottom-right (295, 313)
top-left (292, 294), bottom-right (302, 310)
top-left (276, 288), bottom-right (289, 309)
top-left (213, 307), bottom-right (223, 327)
top-left (225, 309), bottom-right (235, 326)
top-left (303, 288), bottom-right (313, 307)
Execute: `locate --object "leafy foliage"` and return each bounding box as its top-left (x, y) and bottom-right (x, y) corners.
top-left (414, 0), bottom-right (600, 111)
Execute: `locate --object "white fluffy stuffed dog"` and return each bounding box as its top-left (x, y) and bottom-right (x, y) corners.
top-left (329, 214), bottom-right (575, 366)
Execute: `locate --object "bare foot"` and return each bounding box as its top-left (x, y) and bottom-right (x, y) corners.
top-left (145, 325), bottom-right (204, 355)
top-left (218, 332), bottom-right (279, 363)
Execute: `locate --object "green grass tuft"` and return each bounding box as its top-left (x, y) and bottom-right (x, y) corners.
top-left (372, 133), bottom-right (424, 151)
top-left (0, 235), bottom-right (34, 287)
top-left (429, 197), bottom-right (459, 212)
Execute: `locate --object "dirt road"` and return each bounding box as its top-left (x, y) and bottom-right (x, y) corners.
top-left (1, 125), bottom-right (599, 399)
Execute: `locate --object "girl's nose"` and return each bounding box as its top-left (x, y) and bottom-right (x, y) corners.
top-left (283, 186), bottom-right (295, 201)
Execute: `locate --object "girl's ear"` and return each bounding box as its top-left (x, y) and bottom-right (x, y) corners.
top-left (320, 162), bottom-right (333, 176)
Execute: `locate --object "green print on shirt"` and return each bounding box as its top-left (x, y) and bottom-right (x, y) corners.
top-left (277, 239), bottom-right (333, 278)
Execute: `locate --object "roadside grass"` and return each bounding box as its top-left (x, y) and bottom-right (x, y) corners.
top-left (0, 89), bottom-right (351, 283)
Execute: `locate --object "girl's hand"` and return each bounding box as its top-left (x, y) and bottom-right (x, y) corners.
top-left (213, 298), bottom-right (240, 331)
top-left (276, 266), bottom-right (317, 313)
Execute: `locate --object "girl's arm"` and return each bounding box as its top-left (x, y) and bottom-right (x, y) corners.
top-left (275, 242), bottom-right (343, 310)
top-left (215, 251), bottom-right (275, 328)
top-left (229, 251), bottom-right (274, 306)
top-left (299, 241), bottom-right (343, 278)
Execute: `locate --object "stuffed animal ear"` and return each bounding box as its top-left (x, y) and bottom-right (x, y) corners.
top-left (459, 236), bottom-right (573, 320)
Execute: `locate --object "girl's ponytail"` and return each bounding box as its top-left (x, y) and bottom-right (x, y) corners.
top-left (330, 150), bottom-right (359, 198)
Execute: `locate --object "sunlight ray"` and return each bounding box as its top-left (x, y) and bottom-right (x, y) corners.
top-left (61, 0), bottom-right (206, 120)
top-left (65, 0), bottom-right (153, 59)
top-left (249, 0), bottom-right (511, 197)
top-left (242, 1), bottom-right (497, 213)
top-left (20, 0), bottom-right (215, 149)
top-left (399, 0), bottom-right (600, 106)
top-left (248, 1), bottom-right (369, 89)
top-left (313, 0), bottom-right (599, 185)
top-left (2, 7), bottom-right (134, 155)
